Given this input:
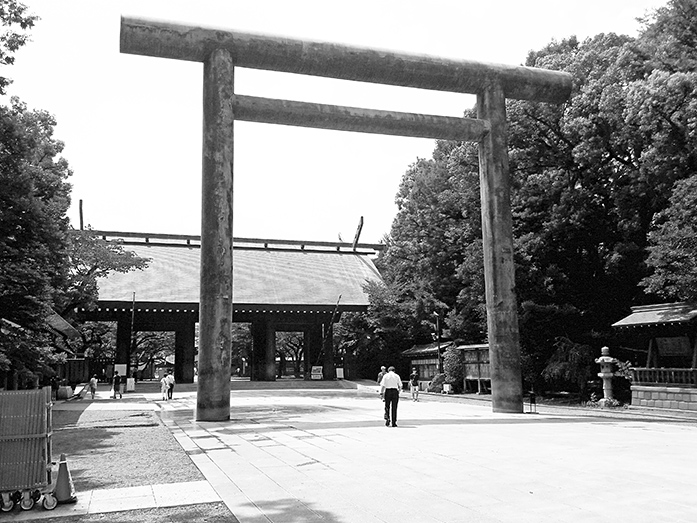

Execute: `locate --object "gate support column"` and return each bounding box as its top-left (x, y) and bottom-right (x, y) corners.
top-left (477, 82), bottom-right (523, 413)
top-left (196, 48), bottom-right (235, 421)
top-left (250, 320), bottom-right (265, 381)
top-left (250, 319), bottom-right (277, 381)
top-left (305, 324), bottom-right (322, 378)
top-left (322, 321), bottom-right (336, 380)
top-left (115, 316), bottom-right (131, 368)
top-left (175, 320), bottom-right (196, 384)
top-left (264, 321), bottom-right (277, 381)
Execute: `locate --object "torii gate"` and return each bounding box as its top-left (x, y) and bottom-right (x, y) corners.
top-left (120, 17), bottom-right (572, 421)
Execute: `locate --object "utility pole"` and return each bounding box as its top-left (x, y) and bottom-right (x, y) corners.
top-left (130, 291), bottom-right (136, 378)
top-left (433, 312), bottom-right (442, 374)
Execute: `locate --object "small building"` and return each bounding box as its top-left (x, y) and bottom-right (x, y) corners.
top-left (456, 343), bottom-right (490, 394)
top-left (612, 302), bottom-right (697, 411)
top-left (401, 341), bottom-right (453, 390)
top-left (402, 341), bottom-right (491, 393)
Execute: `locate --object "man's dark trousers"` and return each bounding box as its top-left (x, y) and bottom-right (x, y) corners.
top-left (384, 389), bottom-right (399, 426)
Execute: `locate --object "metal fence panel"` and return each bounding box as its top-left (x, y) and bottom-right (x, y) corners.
top-left (0, 388), bottom-right (52, 492)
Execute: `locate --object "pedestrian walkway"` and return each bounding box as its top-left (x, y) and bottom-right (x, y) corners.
top-left (4, 481), bottom-right (219, 522)
top-left (158, 388), bottom-right (697, 523)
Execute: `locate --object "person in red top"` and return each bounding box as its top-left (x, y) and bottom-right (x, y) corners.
top-left (379, 366), bottom-right (402, 427)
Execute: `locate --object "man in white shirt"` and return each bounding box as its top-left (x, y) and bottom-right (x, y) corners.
top-left (379, 366), bottom-right (402, 427)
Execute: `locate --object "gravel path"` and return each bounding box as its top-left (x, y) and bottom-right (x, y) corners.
top-left (52, 408), bottom-right (204, 491)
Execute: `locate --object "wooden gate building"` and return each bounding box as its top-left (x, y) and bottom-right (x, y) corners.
top-left (77, 231), bottom-right (382, 385)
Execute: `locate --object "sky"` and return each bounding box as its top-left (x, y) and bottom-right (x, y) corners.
top-left (4, 0), bottom-right (668, 243)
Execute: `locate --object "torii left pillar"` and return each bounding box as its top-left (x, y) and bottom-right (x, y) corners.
top-left (196, 49), bottom-right (234, 421)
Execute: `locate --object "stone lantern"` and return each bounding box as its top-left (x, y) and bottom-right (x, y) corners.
top-left (595, 346), bottom-right (618, 405)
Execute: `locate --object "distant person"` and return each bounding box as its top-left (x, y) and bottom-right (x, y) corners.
top-left (89, 375), bottom-right (98, 399)
top-left (380, 366), bottom-right (402, 427)
top-left (376, 365), bottom-right (387, 401)
top-left (160, 373), bottom-right (170, 401)
top-left (409, 367), bottom-right (420, 402)
top-left (50, 376), bottom-right (60, 401)
top-left (166, 371), bottom-right (175, 399)
top-left (112, 371), bottom-right (122, 399)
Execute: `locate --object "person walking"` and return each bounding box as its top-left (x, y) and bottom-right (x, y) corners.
top-left (376, 365), bottom-right (387, 401)
top-left (112, 371), bottom-right (122, 399)
top-left (50, 376), bottom-right (60, 401)
top-left (380, 366), bottom-right (402, 427)
top-left (166, 371), bottom-right (175, 400)
top-left (160, 373), bottom-right (170, 401)
top-left (89, 375), bottom-right (98, 400)
top-left (409, 367), bottom-right (420, 401)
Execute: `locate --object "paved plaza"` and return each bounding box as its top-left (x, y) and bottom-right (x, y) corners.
top-left (8, 382), bottom-right (697, 522)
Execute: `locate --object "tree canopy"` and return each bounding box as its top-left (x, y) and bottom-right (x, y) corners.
top-left (0, 3), bottom-right (149, 386)
top-left (641, 174), bottom-right (697, 301)
top-left (0, 96), bottom-right (149, 384)
top-left (0, 97), bottom-right (71, 330)
top-left (0, 0), bottom-right (37, 95)
top-left (341, 0), bottom-right (697, 390)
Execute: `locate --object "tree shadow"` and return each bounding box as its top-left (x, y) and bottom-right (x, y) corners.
top-left (52, 401), bottom-right (91, 428)
top-left (197, 408), bottom-right (697, 437)
top-left (231, 497), bottom-right (347, 523)
top-left (52, 407), bottom-right (198, 493)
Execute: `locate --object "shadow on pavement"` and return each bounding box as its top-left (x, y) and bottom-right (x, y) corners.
top-left (234, 497), bottom-right (344, 523)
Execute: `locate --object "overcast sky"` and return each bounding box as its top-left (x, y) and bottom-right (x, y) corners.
top-left (5, 0), bottom-right (667, 243)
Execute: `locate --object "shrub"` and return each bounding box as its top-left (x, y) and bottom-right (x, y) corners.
top-left (427, 373), bottom-right (446, 393)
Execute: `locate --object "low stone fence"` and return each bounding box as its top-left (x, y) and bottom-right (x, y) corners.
top-left (631, 384), bottom-right (697, 411)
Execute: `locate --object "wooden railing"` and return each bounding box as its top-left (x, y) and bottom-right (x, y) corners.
top-left (632, 368), bottom-right (697, 387)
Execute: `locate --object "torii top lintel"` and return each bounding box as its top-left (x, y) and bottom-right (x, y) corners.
top-left (120, 17), bottom-right (572, 104)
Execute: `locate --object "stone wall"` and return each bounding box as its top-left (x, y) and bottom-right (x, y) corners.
top-left (631, 385), bottom-right (697, 410)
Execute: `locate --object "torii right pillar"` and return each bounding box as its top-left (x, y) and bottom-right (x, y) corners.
top-left (478, 82), bottom-right (522, 412)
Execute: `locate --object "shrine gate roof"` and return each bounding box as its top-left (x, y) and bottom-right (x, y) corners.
top-left (92, 232), bottom-right (383, 313)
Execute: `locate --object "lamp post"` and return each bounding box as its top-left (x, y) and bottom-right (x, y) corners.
top-left (433, 312), bottom-right (442, 374)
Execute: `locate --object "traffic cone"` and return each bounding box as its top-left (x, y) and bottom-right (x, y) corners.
top-left (54, 453), bottom-right (77, 504)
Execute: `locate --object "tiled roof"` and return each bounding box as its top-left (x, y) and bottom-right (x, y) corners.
top-left (46, 310), bottom-right (81, 339)
top-left (402, 341), bottom-right (454, 357)
top-left (401, 341), bottom-right (488, 357)
top-left (96, 241), bottom-right (382, 309)
top-left (611, 302), bottom-right (697, 328)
